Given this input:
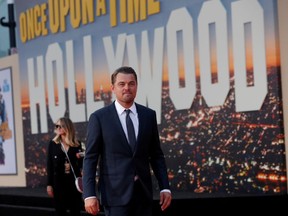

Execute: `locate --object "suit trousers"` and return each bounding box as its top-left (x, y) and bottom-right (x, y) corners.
top-left (103, 180), bottom-right (153, 216)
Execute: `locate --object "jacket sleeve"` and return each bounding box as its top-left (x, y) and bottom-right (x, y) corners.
top-left (46, 140), bottom-right (54, 186)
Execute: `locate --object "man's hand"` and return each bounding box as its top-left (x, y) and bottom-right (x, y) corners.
top-left (159, 191), bottom-right (172, 211)
top-left (46, 185), bottom-right (54, 198)
top-left (85, 197), bottom-right (101, 215)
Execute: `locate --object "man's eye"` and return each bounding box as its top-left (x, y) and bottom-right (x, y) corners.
top-left (130, 81), bottom-right (137, 86)
top-left (118, 83), bottom-right (125, 87)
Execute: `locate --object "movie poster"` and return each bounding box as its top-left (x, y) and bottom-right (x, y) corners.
top-left (0, 54), bottom-right (26, 186)
top-left (14, 0), bottom-right (286, 198)
top-left (0, 65), bottom-right (16, 173)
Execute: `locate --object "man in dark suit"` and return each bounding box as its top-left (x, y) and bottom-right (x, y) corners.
top-left (83, 66), bottom-right (172, 216)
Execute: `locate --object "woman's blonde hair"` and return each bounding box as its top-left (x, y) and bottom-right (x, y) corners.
top-left (52, 117), bottom-right (80, 147)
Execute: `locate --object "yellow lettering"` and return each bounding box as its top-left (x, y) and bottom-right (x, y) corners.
top-left (27, 8), bottom-right (35, 40)
top-left (120, 0), bottom-right (127, 23)
top-left (140, 0), bottom-right (147, 20)
top-left (110, 0), bottom-right (117, 27)
top-left (60, 0), bottom-right (69, 32)
top-left (19, 13), bottom-right (27, 43)
top-left (127, 0), bottom-right (135, 23)
top-left (125, 0), bottom-right (159, 24)
top-left (34, 5), bottom-right (41, 37)
top-left (82, 0), bottom-right (94, 25)
top-left (41, 4), bottom-right (48, 36)
top-left (96, 0), bottom-right (107, 16)
top-left (70, 0), bottom-right (81, 29)
top-left (49, 0), bottom-right (60, 33)
top-left (147, 0), bottom-right (160, 15)
top-left (18, 3), bottom-right (48, 43)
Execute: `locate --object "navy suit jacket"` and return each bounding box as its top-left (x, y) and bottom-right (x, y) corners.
top-left (83, 102), bottom-right (170, 206)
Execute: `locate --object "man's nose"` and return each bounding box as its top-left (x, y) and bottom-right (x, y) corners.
top-left (124, 84), bottom-right (129, 89)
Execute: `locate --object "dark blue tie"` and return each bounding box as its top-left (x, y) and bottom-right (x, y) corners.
top-left (125, 109), bottom-right (136, 151)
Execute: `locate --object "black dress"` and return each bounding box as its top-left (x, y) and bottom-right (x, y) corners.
top-left (47, 140), bottom-right (83, 216)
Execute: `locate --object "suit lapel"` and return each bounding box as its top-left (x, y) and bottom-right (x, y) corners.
top-left (135, 104), bottom-right (146, 152)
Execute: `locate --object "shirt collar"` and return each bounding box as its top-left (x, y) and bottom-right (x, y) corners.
top-left (114, 100), bottom-right (137, 115)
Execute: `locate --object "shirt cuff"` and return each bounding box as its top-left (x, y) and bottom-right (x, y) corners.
top-left (84, 196), bottom-right (97, 201)
top-left (160, 189), bottom-right (171, 193)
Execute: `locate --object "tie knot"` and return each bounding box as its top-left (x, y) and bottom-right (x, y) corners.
top-left (125, 109), bottom-right (131, 115)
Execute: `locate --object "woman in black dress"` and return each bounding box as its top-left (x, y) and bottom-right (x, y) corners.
top-left (46, 117), bottom-right (84, 216)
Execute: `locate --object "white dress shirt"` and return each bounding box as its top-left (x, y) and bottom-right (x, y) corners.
top-left (114, 100), bottom-right (139, 140)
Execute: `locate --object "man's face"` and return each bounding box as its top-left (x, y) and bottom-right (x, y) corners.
top-left (111, 73), bottom-right (137, 107)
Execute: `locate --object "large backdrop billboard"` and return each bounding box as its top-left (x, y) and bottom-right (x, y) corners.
top-left (14, 0), bottom-right (286, 198)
